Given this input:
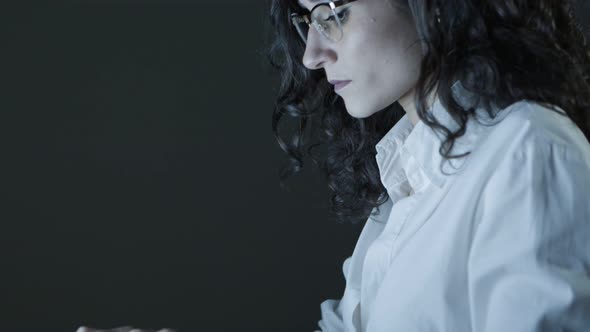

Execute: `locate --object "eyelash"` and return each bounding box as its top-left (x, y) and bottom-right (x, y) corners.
top-left (327, 8), bottom-right (349, 23)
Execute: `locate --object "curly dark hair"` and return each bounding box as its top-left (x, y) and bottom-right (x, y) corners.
top-left (265, 0), bottom-right (590, 225)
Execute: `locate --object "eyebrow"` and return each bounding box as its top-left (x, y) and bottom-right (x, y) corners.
top-left (297, 0), bottom-right (327, 11)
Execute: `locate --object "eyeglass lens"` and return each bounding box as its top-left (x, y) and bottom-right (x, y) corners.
top-left (292, 5), bottom-right (344, 43)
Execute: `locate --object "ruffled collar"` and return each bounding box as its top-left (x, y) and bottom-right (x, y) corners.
top-left (374, 79), bottom-right (503, 202)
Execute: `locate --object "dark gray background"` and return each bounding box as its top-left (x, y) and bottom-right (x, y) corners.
top-left (1, 1), bottom-right (588, 331)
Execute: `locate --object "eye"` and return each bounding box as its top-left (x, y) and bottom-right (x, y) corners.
top-left (326, 8), bottom-right (349, 22)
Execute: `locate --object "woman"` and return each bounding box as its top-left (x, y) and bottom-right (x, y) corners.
top-left (268, 0), bottom-right (590, 331)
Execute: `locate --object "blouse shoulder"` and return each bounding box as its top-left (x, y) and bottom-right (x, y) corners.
top-left (482, 100), bottom-right (590, 163)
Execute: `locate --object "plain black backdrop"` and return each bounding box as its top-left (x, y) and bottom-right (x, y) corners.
top-left (1, 1), bottom-right (589, 331)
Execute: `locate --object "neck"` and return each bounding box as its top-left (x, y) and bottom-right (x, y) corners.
top-left (399, 83), bottom-right (439, 127)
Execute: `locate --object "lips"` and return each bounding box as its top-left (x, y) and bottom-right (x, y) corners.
top-left (328, 79), bottom-right (351, 85)
top-left (332, 80), bottom-right (351, 91)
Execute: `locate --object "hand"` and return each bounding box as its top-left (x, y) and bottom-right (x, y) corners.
top-left (76, 326), bottom-right (176, 332)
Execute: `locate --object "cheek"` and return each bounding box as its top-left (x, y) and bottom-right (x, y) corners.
top-left (340, 9), bottom-right (422, 92)
top-left (352, 36), bottom-right (410, 90)
top-left (344, 15), bottom-right (418, 77)
top-left (340, 29), bottom-right (387, 84)
top-left (376, 34), bottom-right (422, 86)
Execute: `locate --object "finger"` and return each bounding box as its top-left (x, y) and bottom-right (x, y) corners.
top-left (77, 327), bottom-right (118, 332)
top-left (76, 326), bottom-right (134, 332)
top-left (111, 327), bottom-right (135, 332)
top-left (76, 328), bottom-right (95, 332)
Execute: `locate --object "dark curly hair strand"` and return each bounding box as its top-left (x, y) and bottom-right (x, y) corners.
top-left (265, 0), bottom-right (590, 225)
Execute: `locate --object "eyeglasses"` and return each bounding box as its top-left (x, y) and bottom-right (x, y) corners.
top-left (290, 0), bottom-right (359, 44)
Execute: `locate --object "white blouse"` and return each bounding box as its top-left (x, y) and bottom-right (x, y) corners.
top-left (316, 80), bottom-right (590, 331)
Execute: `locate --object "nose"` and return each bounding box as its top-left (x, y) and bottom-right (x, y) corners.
top-left (301, 27), bottom-right (336, 71)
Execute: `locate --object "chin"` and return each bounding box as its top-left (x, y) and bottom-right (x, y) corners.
top-left (347, 103), bottom-right (383, 117)
top-left (346, 110), bottom-right (377, 119)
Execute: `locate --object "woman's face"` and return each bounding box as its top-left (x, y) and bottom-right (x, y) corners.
top-left (297, 0), bottom-right (423, 119)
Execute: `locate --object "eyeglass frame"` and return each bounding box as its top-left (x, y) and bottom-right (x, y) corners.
top-left (290, 0), bottom-right (359, 44)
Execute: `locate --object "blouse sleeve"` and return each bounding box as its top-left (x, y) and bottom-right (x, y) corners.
top-left (317, 297), bottom-right (346, 331)
top-left (467, 139), bottom-right (590, 331)
top-left (316, 258), bottom-right (349, 331)
top-left (316, 257), bottom-right (351, 332)
top-left (316, 198), bottom-right (393, 332)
